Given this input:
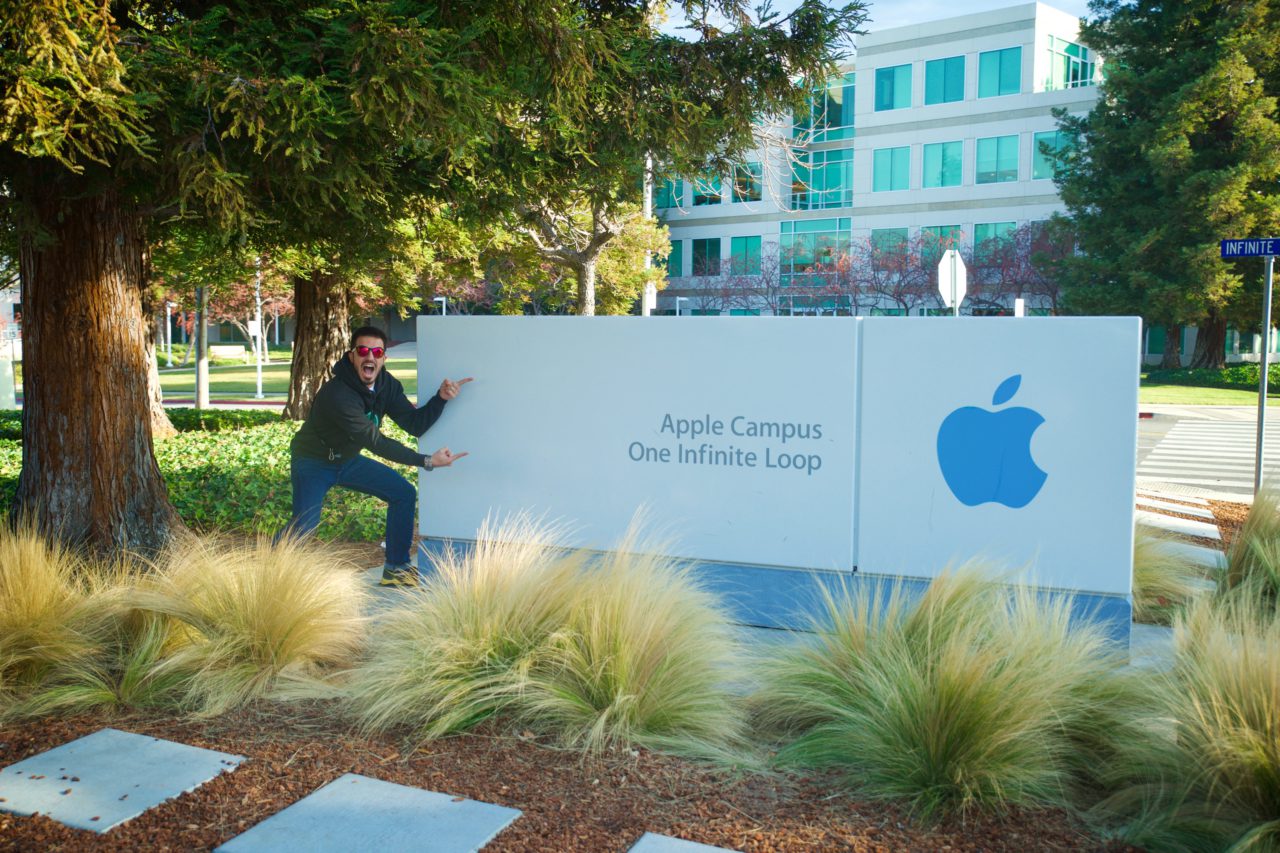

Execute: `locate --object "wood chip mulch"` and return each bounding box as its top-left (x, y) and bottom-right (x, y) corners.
top-left (0, 703), bottom-right (1136, 852)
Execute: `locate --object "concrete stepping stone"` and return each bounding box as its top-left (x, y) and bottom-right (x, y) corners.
top-left (1136, 510), bottom-right (1221, 542)
top-left (1163, 540), bottom-right (1227, 571)
top-left (630, 833), bottom-right (740, 853)
top-left (1137, 489), bottom-right (1210, 507)
top-left (1135, 497), bottom-right (1216, 520)
top-left (0, 728), bottom-right (245, 832)
top-left (215, 773), bottom-right (521, 853)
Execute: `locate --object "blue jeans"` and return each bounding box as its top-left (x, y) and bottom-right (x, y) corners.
top-left (282, 454), bottom-right (416, 565)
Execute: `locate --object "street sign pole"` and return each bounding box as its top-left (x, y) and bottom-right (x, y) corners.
top-left (1257, 254), bottom-right (1274, 494)
top-left (1221, 240), bottom-right (1280, 495)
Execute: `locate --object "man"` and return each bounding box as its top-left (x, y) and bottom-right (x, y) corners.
top-left (284, 325), bottom-right (471, 586)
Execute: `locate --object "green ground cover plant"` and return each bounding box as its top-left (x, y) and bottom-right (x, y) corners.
top-left (753, 568), bottom-right (1137, 822)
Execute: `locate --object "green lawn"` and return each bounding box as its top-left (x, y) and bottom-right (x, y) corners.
top-left (1138, 384), bottom-right (1280, 405)
top-left (157, 358), bottom-right (420, 399)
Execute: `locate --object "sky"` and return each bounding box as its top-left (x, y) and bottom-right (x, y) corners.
top-left (661, 0), bottom-right (1093, 40)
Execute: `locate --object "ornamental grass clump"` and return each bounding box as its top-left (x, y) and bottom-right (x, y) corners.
top-left (348, 516), bottom-right (585, 741)
top-left (349, 518), bottom-right (746, 758)
top-left (1133, 524), bottom-right (1213, 624)
top-left (1224, 488), bottom-right (1280, 606)
top-left (519, 533), bottom-right (746, 757)
top-left (0, 521), bottom-right (126, 706)
top-left (1096, 596), bottom-right (1280, 852)
top-left (754, 567), bottom-right (1132, 821)
top-left (134, 534), bottom-right (368, 715)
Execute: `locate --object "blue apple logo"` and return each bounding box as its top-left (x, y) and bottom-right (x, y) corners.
top-left (936, 374), bottom-right (1047, 508)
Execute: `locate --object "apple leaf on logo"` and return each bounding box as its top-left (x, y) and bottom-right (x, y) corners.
top-left (992, 374), bottom-right (1021, 406)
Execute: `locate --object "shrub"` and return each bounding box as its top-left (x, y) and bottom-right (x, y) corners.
top-left (754, 568), bottom-right (1133, 821)
top-left (131, 535), bottom-right (369, 715)
top-left (519, 535), bottom-right (746, 756)
top-left (349, 518), bottom-right (746, 758)
top-left (1097, 596), bottom-right (1280, 851)
top-left (1146, 364), bottom-right (1280, 391)
top-left (1133, 525), bottom-right (1213, 624)
top-left (165, 408), bottom-right (283, 432)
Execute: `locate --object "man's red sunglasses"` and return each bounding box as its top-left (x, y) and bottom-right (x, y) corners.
top-left (355, 345), bottom-right (386, 358)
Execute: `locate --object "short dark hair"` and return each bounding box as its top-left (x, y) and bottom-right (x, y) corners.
top-left (350, 326), bottom-right (388, 349)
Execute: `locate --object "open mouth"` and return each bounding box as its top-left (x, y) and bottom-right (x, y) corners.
top-left (360, 361), bottom-right (378, 381)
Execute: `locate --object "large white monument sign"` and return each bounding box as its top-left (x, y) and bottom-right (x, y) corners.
top-left (416, 317), bottom-right (860, 570)
top-left (416, 315), bottom-right (1139, 605)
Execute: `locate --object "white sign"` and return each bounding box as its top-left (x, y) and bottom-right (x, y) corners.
top-left (417, 317), bottom-right (860, 571)
top-left (938, 249), bottom-right (967, 309)
top-left (246, 319), bottom-right (261, 338)
top-left (856, 317), bottom-right (1139, 596)
top-left (415, 315), bottom-right (1139, 602)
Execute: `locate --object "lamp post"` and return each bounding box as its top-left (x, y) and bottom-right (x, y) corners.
top-left (433, 296), bottom-right (448, 316)
top-left (254, 257), bottom-right (264, 400)
top-left (674, 296), bottom-right (687, 317)
top-left (164, 301), bottom-right (175, 367)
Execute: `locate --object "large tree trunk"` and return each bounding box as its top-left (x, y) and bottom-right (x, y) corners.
top-left (283, 271), bottom-right (349, 420)
top-left (15, 175), bottom-right (182, 552)
top-left (1190, 313), bottom-right (1228, 369)
top-left (1159, 323), bottom-right (1183, 370)
top-left (575, 261), bottom-right (596, 316)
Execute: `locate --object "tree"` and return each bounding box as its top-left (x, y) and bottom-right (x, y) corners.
top-left (1055, 0), bottom-right (1280, 368)
top-left (849, 234), bottom-right (932, 315)
top-left (0, 0), bottom-right (860, 550)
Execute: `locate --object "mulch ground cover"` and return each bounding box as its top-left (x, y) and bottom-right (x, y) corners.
top-left (2, 505), bottom-right (1251, 852)
top-left (0, 703), bottom-right (1133, 852)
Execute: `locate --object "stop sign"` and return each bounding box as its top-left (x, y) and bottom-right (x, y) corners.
top-left (937, 249), bottom-right (967, 311)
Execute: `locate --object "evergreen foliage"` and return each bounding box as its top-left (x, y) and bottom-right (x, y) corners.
top-left (1055, 0), bottom-right (1280, 367)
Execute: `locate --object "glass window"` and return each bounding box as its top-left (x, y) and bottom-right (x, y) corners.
top-left (924, 56), bottom-right (965, 105)
top-left (873, 146), bottom-right (910, 192)
top-left (792, 147), bottom-right (854, 209)
top-left (976, 135), bottom-right (1019, 183)
top-left (796, 72), bottom-right (856, 142)
top-left (655, 179), bottom-right (683, 209)
top-left (1045, 35), bottom-right (1096, 90)
top-left (874, 64), bottom-right (912, 111)
top-left (978, 46), bottom-right (1021, 98)
top-left (729, 308), bottom-right (762, 316)
top-left (1032, 130), bottom-right (1072, 180)
top-left (922, 141), bottom-right (962, 188)
top-left (692, 174), bottom-right (721, 206)
top-left (974, 221), bottom-right (1015, 262)
top-left (730, 236), bottom-right (762, 275)
top-left (779, 217), bottom-right (851, 286)
top-left (666, 239), bottom-right (682, 277)
top-left (871, 227), bottom-right (908, 255)
top-left (732, 163), bottom-right (763, 203)
top-left (921, 224), bottom-right (962, 266)
top-left (692, 238), bottom-right (721, 275)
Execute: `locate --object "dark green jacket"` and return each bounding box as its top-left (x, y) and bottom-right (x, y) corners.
top-left (290, 357), bottom-right (445, 467)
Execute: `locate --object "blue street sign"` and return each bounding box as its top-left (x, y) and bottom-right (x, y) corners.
top-left (1221, 238), bottom-right (1280, 258)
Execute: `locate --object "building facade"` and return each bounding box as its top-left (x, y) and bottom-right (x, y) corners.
top-left (655, 2), bottom-right (1099, 317)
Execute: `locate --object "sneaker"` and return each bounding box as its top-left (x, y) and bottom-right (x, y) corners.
top-left (379, 563), bottom-right (420, 587)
